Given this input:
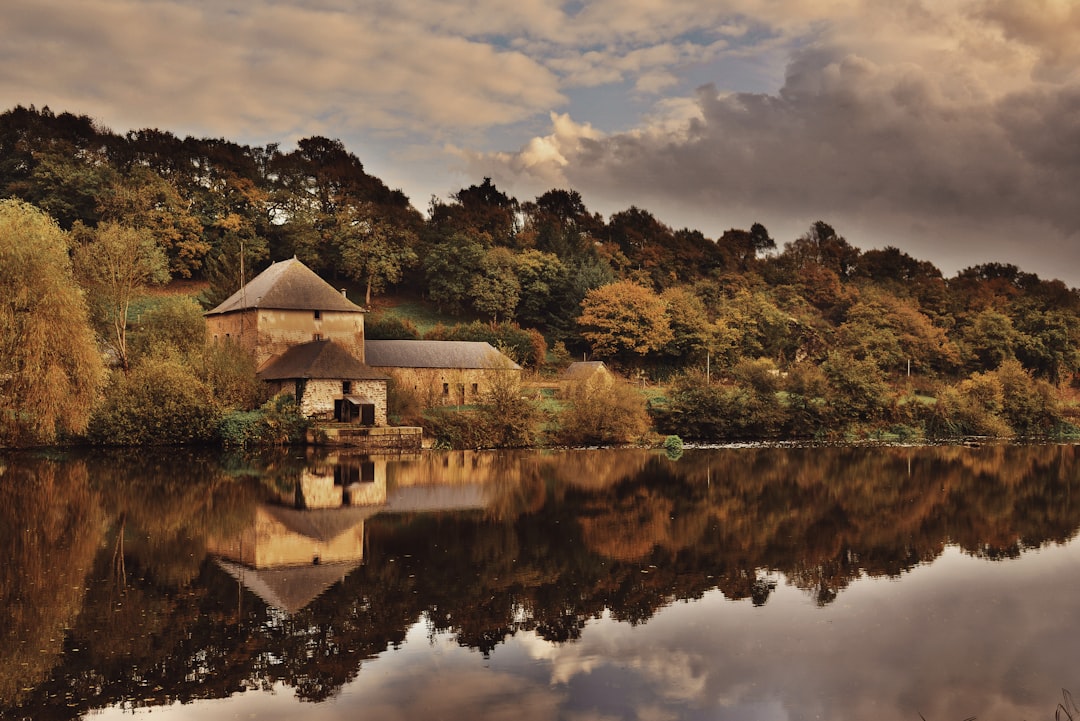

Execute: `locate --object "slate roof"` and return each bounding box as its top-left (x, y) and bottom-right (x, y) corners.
top-left (365, 340), bottom-right (522, 370)
top-left (205, 257), bottom-right (365, 315)
top-left (258, 340), bottom-right (389, 380)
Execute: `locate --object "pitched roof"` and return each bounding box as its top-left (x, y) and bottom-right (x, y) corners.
top-left (365, 340), bottom-right (522, 370)
top-left (205, 257), bottom-right (365, 315)
top-left (559, 361), bottom-right (611, 381)
top-left (215, 558), bottom-right (361, 615)
top-left (258, 340), bottom-right (389, 380)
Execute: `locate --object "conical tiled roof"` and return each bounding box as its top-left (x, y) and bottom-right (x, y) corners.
top-left (205, 257), bottom-right (364, 315)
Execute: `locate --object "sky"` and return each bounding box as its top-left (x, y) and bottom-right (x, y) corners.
top-left (3, 0), bottom-right (1080, 286)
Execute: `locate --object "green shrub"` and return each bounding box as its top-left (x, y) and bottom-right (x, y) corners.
top-left (422, 408), bottom-right (488, 449)
top-left (218, 394), bottom-right (309, 447)
top-left (88, 357), bottom-right (220, 445)
top-left (197, 340), bottom-right (266, 411)
top-left (130, 296), bottom-right (206, 362)
top-left (366, 314), bottom-right (421, 340)
top-left (663, 434), bottom-right (683, 459)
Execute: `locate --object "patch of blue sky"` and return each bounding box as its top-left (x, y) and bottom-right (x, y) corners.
top-left (561, 81), bottom-right (655, 134)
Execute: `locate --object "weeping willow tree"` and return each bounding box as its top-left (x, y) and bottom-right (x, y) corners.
top-left (0, 199), bottom-right (104, 446)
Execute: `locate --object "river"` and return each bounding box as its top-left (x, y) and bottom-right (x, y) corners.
top-left (1, 443), bottom-right (1079, 720)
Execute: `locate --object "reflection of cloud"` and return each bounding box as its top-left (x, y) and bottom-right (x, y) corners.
top-left (508, 543), bottom-right (1080, 721)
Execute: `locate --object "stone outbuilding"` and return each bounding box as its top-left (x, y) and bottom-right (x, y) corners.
top-left (258, 338), bottom-right (389, 425)
top-left (365, 339), bottom-right (521, 406)
top-left (559, 361), bottom-right (613, 385)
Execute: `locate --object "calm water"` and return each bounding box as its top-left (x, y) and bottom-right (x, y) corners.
top-left (2, 444), bottom-right (1079, 721)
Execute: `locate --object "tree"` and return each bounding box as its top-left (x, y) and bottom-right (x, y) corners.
top-left (74, 221), bottom-right (170, 371)
top-left (422, 233), bottom-right (486, 314)
top-left (96, 165), bottom-right (207, 278)
top-left (471, 247), bottom-right (521, 322)
top-left (958, 309), bottom-right (1019, 372)
top-left (578, 280), bottom-right (673, 365)
top-left (0, 200), bottom-right (104, 445)
top-left (129, 296), bottom-right (207, 363)
top-left (659, 286), bottom-right (711, 364)
top-left (335, 204), bottom-right (419, 305)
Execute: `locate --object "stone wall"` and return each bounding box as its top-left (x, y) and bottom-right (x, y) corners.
top-left (378, 367), bottom-right (520, 407)
top-left (293, 378), bottom-right (388, 425)
top-left (207, 308), bottom-right (365, 368)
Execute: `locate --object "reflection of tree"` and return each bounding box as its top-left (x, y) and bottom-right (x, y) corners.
top-left (5, 444), bottom-right (1080, 717)
top-left (0, 456), bottom-right (104, 708)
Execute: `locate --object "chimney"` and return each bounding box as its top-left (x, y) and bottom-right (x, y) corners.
top-left (341, 288), bottom-right (347, 298)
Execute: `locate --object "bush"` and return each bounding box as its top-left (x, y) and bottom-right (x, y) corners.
top-left (821, 352), bottom-right (891, 425)
top-left (88, 357), bottom-right (220, 445)
top-left (555, 373), bottom-right (650, 445)
top-left (663, 435), bottom-right (684, 459)
top-left (386, 371), bottom-right (425, 425)
top-left (218, 394), bottom-right (309, 447)
top-left (196, 340), bottom-right (266, 411)
top-left (478, 370), bottom-right (540, 447)
top-left (130, 296), bottom-right (206, 362)
top-left (365, 314), bottom-right (421, 340)
top-left (422, 408), bottom-right (488, 449)
top-left (426, 320), bottom-right (546, 369)
top-left (995, 359), bottom-right (1063, 435)
top-left (781, 362), bottom-right (830, 437)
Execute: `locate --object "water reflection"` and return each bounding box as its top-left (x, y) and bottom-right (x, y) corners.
top-left (1, 443), bottom-right (1079, 719)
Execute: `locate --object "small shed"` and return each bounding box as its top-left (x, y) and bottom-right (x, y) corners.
top-left (559, 361), bottom-right (613, 385)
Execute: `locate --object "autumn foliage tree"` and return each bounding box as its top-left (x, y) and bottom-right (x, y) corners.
top-left (73, 220), bottom-right (169, 370)
top-left (578, 280), bottom-right (673, 367)
top-left (0, 200), bottom-right (104, 446)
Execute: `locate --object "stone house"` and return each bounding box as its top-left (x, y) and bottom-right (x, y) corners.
top-left (365, 339), bottom-right (521, 406)
top-left (205, 257), bottom-right (388, 424)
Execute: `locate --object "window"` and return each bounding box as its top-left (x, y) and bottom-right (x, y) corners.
top-left (314, 310), bottom-right (322, 320)
top-left (471, 383), bottom-right (478, 395)
top-left (442, 383), bottom-right (449, 395)
top-left (342, 381), bottom-right (352, 394)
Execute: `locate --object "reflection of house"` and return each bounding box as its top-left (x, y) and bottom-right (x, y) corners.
top-left (208, 454), bottom-right (389, 614)
top-left (205, 257), bottom-right (390, 426)
top-left (366, 340), bottom-right (521, 405)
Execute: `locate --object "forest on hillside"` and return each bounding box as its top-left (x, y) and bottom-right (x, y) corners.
top-left (2, 104), bottom-right (1080, 447)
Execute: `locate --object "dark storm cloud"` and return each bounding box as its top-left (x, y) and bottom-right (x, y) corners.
top-left (463, 2), bottom-right (1080, 283)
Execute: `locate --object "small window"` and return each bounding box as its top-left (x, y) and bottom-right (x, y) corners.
top-left (442, 383), bottom-right (449, 395)
top-left (471, 383), bottom-right (478, 395)
top-left (342, 381), bottom-right (352, 394)
top-left (314, 310), bottom-right (322, 320)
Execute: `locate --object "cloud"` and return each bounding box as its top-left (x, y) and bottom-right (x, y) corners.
top-left (4, 0), bottom-right (1079, 282)
top-left (0, 0), bottom-right (564, 140)
top-left (462, 0), bottom-right (1080, 281)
